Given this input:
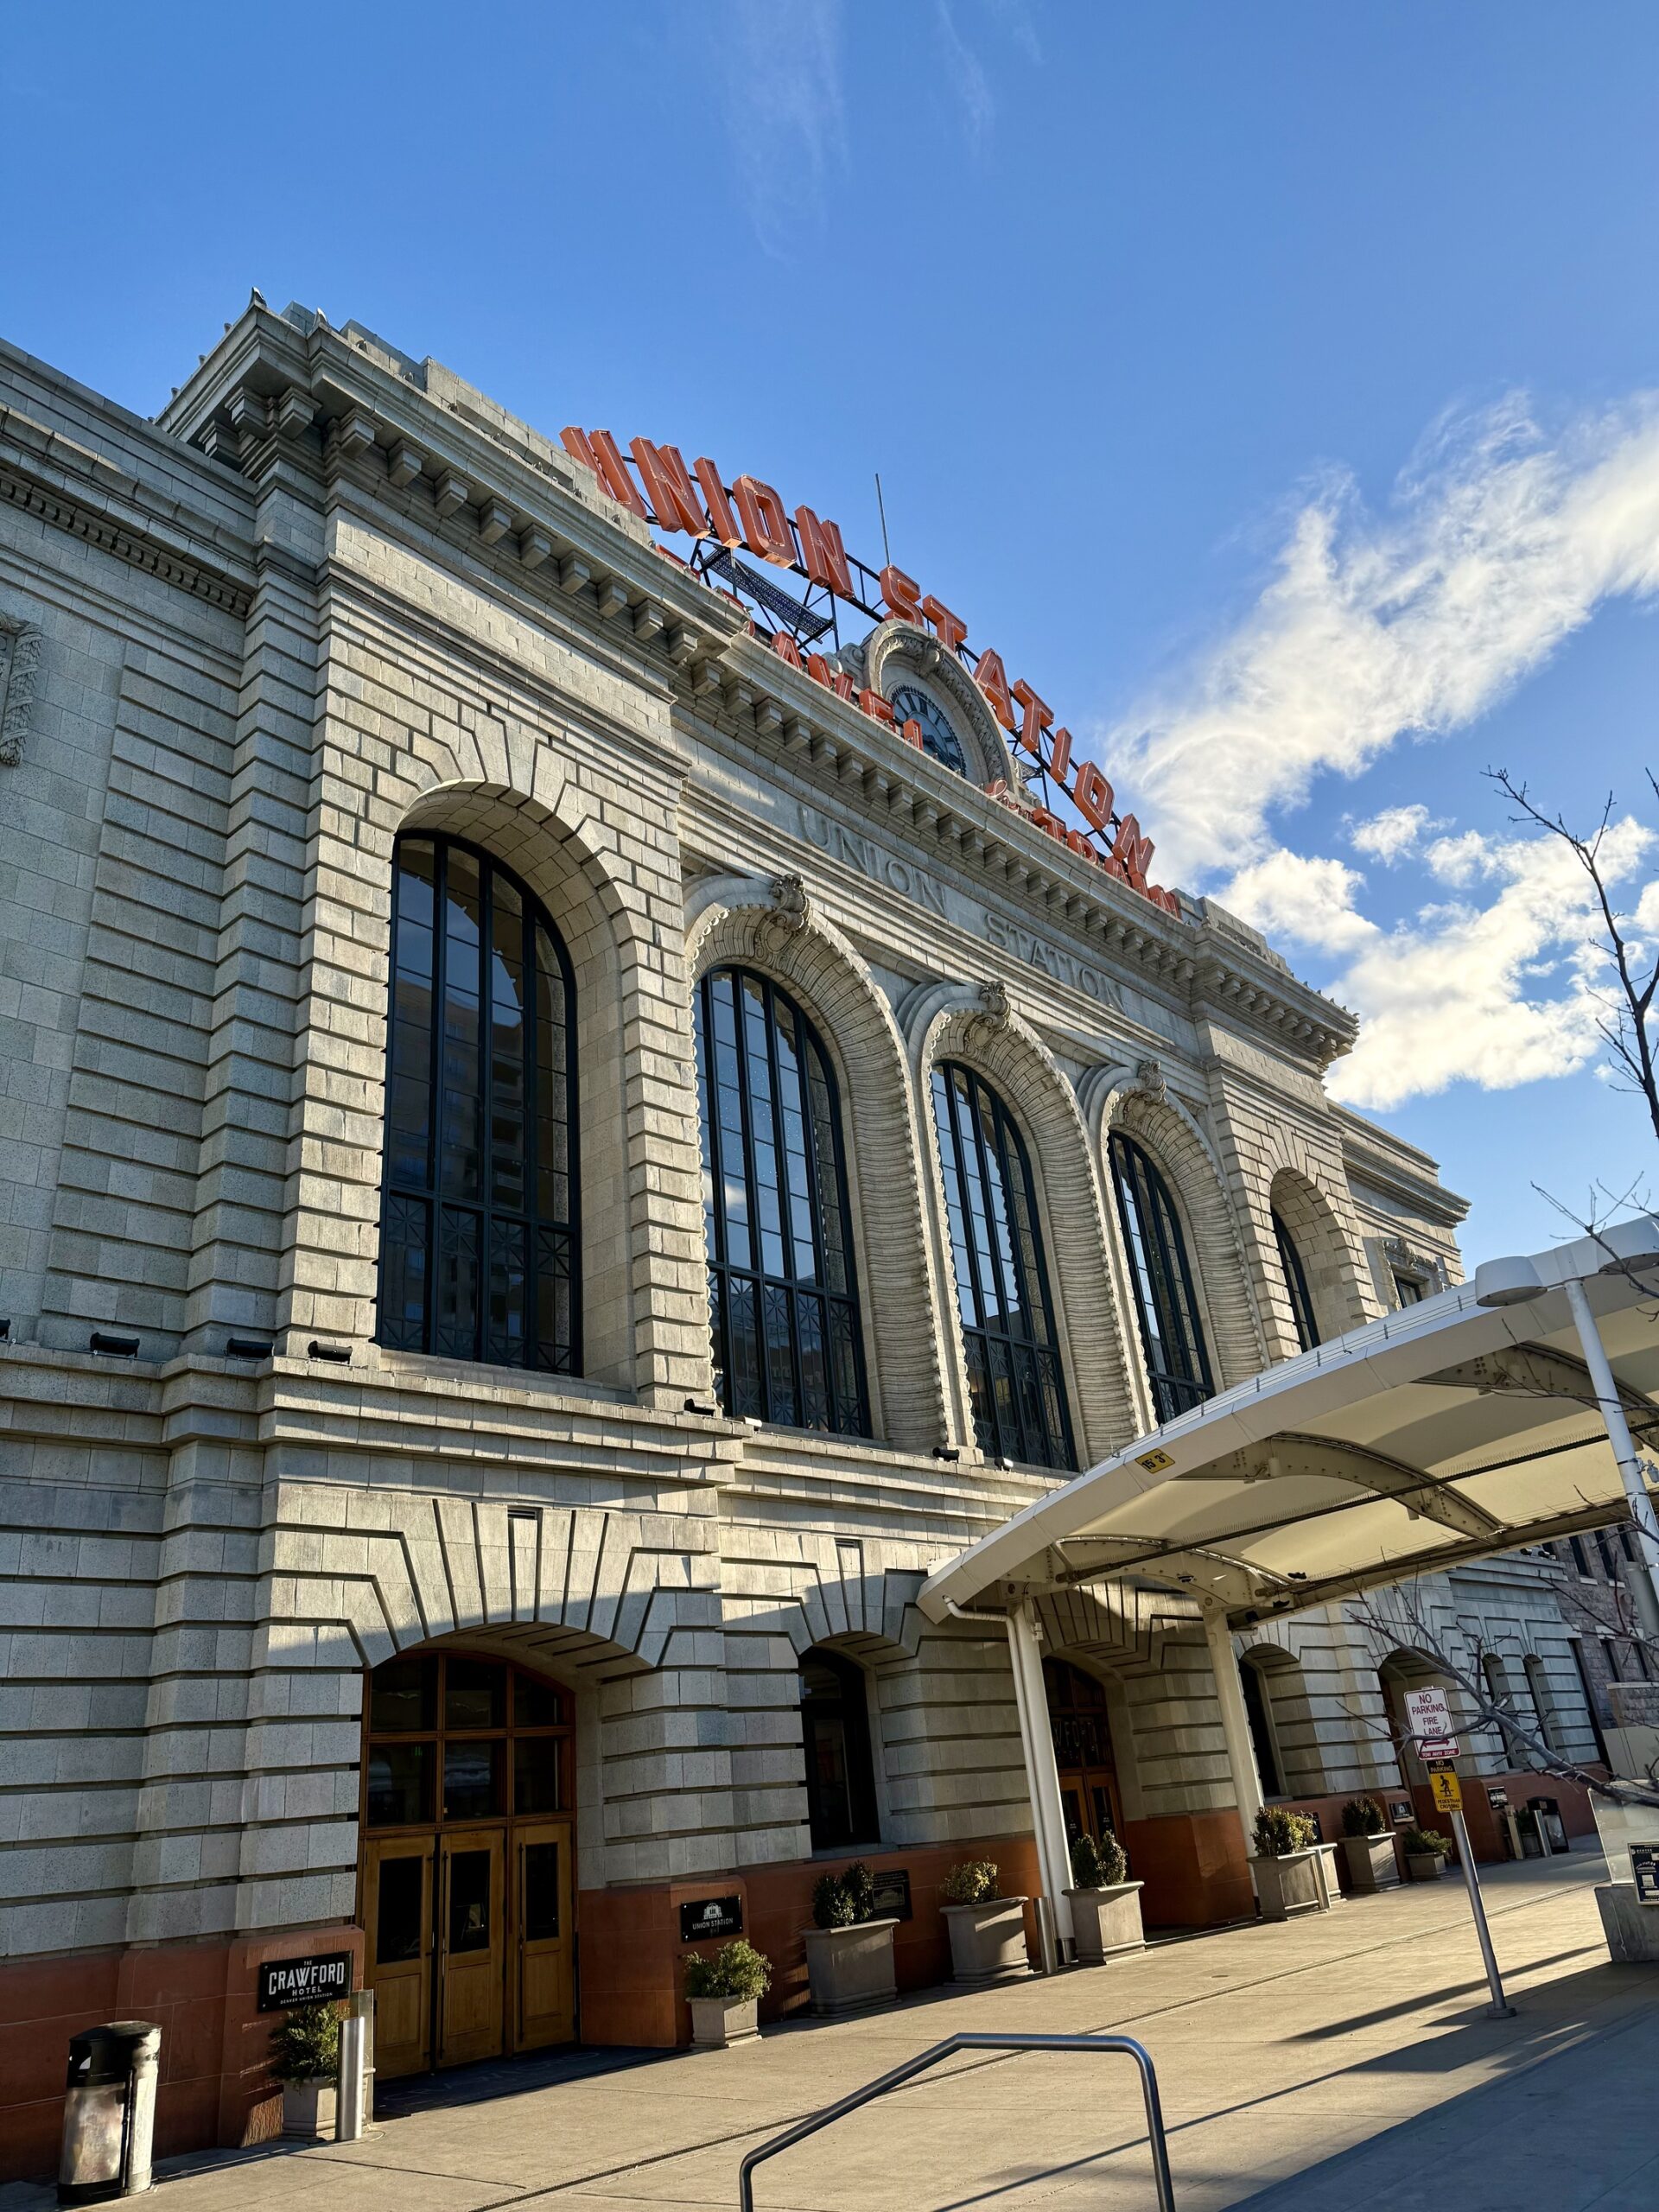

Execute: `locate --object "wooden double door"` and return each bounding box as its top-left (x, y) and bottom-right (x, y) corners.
top-left (364, 1820), bottom-right (575, 2078)
top-left (1045, 1658), bottom-right (1126, 1849)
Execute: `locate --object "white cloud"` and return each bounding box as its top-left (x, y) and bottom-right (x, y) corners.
top-left (1351, 803), bottom-right (1439, 863)
top-left (935, 1), bottom-right (995, 150)
top-left (1326, 819), bottom-right (1656, 1109)
top-left (706, 1), bottom-right (846, 262)
top-left (1103, 393), bottom-right (1659, 886)
top-left (1423, 829), bottom-right (1498, 887)
top-left (1222, 849), bottom-right (1379, 956)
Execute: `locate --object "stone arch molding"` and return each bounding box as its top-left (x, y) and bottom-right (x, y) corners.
top-left (722, 1533), bottom-right (926, 1671)
top-left (903, 982), bottom-right (1139, 1465)
top-left (1083, 1062), bottom-right (1268, 1393)
top-left (686, 874), bottom-right (950, 1453)
top-left (1263, 1143), bottom-right (1372, 1344)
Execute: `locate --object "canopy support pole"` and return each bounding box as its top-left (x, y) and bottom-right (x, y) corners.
top-left (1005, 1602), bottom-right (1076, 1957)
top-left (1563, 1274), bottom-right (1659, 1620)
top-left (1205, 1609), bottom-right (1263, 1845)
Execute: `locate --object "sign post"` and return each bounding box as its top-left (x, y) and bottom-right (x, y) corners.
top-left (1404, 1687), bottom-right (1515, 2020)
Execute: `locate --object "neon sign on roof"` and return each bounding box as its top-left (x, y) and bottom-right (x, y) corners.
top-left (559, 426), bottom-right (1179, 918)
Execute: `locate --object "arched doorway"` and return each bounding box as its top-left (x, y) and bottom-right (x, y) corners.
top-left (360, 1649), bottom-right (575, 2078)
top-left (1044, 1658), bottom-right (1125, 1849)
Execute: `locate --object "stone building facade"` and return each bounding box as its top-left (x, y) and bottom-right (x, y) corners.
top-left (0, 306), bottom-right (1605, 2176)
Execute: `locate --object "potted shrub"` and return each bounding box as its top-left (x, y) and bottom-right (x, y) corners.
top-left (270, 2000), bottom-right (340, 2139)
top-left (1339, 1797), bottom-right (1402, 1894)
top-left (1249, 1806), bottom-right (1327, 1921)
top-left (1402, 1826), bottom-right (1451, 1882)
top-left (1063, 1830), bottom-right (1146, 1965)
top-left (939, 1859), bottom-right (1031, 1984)
top-left (684, 1938), bottom-right (771, 2048)
top-left (802, 1862), bottom-right (899, 2014)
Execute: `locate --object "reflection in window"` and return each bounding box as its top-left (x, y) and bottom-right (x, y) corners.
top-left (364, 1653), bottom-right (572, 1830)
top-left (377, 835), bottom-right (577, 1372)
top-left (931, 1062), bottom-right (1074, 1469)
top-left (695, 969), bottom-right (868, 1435)
top-left (1109, 1133), bottom-right (1214, 1424)
top-left (1273, 1211), bottom-right (1320, 1353)
top-left (799, 1649), bottom-right (880, 1850)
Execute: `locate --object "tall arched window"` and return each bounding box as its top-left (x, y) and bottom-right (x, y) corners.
top-left (1273, 1210), bottom-right (1320, 1353)
top-left (378, 835), bottom-right (578, 1371)
top-left (931, 1062), bottom-right (1075, 1468)
top-left (695, 968), bottom-right (868, 1434)
top-left (798, 1648), bottom-right (880, 1849)
top-left (1109, 1133), bottom-right (1214, 1423)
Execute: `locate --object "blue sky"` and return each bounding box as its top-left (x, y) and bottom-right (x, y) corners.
top-left (6, 2), bottom-right (1659, 1263)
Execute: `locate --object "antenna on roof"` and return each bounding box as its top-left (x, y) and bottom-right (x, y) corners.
top-left (874, 473), bottom-right (891, 569)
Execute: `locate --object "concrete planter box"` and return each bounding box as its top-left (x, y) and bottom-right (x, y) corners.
top-left (688, 1995), bottom-right (760, 2048)
top-left (1406, 1852), bottom-right (1446, 1882)
top-left (1340, 1834), bottom-right (1402, 1893)
top-left (1250, 1848), bottom-right (1327, 1921)
top-left (1064, 1881), bottom-right (1146, 1964)
top-left (803, 1917), bottom-right (899, 2014)
top-left (282, 2078), bottom-right (336, 2139)
top-left (1596, 1881), bottom-right (1659, 1962)
top-left (943, 1897), bottom-right (1031, 1984)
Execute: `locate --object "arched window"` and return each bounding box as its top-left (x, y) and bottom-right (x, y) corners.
top-left (798, 1649), bottom-right (880, 1849)
top-left (1109, 1133), bottom-right (1214, 1423)
top-left (1273, 1210), bottom-right (1320, 1353)
top-left (695, 968), bottom-right (868, 1434)
top-left (931, 1062), bottom-right (1075, 1469)
top-left (377, 835), bottom-right (578, 1371)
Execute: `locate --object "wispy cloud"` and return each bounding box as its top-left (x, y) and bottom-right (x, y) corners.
top-left (935, 1), bottom-right (996, 151)
top-left (1350, 802), bottom-right (1441, 863)
top-left (1103, 393), bottom-right (1659, 887)
top-left (704, 0), bottom-right (847, 261)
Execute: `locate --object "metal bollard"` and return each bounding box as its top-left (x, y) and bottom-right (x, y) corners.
top-left (334, 1991), bottom-right (374, 2143)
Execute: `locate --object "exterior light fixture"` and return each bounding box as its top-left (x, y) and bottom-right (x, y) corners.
top-left (1472, 1255), bottom-right (1545, 1309)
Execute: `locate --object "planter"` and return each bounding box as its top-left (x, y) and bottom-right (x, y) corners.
top-left (1064, 1880), bottom-right (1146, 1965)
top-left (1340, 1833), bottom-right (1402, 1893)
top-left (1249, 1847), bottom-right (1327, 1922)
top-left (282, 2077), bottom-right (337, 2139)
top-left (688, 1995), bottom-right (760, 2049)
top-left (802, 1916), bottom-right (899, 2015)
top-left (943, 1897), bottom-right (1031, 1984)
top-left (1406, 1852), bottom-right (1446, 1882)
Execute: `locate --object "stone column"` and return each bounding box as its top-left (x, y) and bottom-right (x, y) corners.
top-left (1005, 1603), bottom-right (1075, 1948)
top-left (1205, 1608), bottom-right (1263, 1839)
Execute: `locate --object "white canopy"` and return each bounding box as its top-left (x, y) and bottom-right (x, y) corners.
top-left (919, 1216), bottom-right (1659, 1630)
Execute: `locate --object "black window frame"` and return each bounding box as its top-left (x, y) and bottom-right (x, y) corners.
top-left (931, 1060), bottom-right (1077, 1470)
top-left (376, 833), bottom-right (580, 1374)
top-left (1109, 1131), bottom-right (1215, 1424)
top-left (1272, 1210), bottom-right (1321, 1353)
top-left (696, 967), bottom-right (870, 1437)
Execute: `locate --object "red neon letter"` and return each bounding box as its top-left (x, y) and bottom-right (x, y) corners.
top-left (1073, 760), bottom-right (1116, 831)
top-left (795, 505), bottom-right (854, 597)
top-left (562, 426), bottom-right (601, 479)
top-left (733, 476), bottom-right (796, 566)
top-left (1048, 724), bottom-right (1073, 781)
top-left (973, 646), bottom-right (1016, 732)
top-left (858, 688), bottom-right (895, 726)
top-left (899, 717), bottom-right (924, 750)
top-left (584, 429), bottom-right (650, 519)
top-left (1110, 813), bottom-right (1154, 887)
top-left (921, 595), bottom-right (968, 654)
top-left (880, 564), bottom-right (924, 623)
top-left (1011, 677), bottom-right (1052, 759)
top-left (772, 632), bottom-right (804, 668)
top-left (629, 438), bottom-right (708, 537)
top-left (693, 458), bottom-right (743, 547)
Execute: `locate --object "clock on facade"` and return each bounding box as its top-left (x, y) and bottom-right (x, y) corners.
top-left (888, 683), bottom-right (969, 779)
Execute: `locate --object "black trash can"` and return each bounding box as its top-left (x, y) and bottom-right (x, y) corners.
top-left (1528, 1796), bottom-right (1572, 1855)
top-left (58, 2022), bottom-right (161, 2205)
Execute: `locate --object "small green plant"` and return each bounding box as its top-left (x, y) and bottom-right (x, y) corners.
top-left (810, 1860), bottom-right (880, 1929)
top-left (1252, 1805), bottom-right (1318, 1859)
top-left (683, 1938), bottom-right (772, 2001)
top-left (1069, 1830), bottom-right (1128, 1888)
top-left (267, 2000), bottom-right (340, 2085)
top-left (1341, 1796), bottom-right (1386, 1838)
top-left (940, 1858), bottom-right (1000, 1905)
top-left (1402, 1826), bottom-right (1450, 1858)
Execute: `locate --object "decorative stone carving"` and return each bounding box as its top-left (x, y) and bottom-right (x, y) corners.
top-left (960, 978), bottom-right (1012, 1049)
top-left (0, 617), bottom-right (41, 767)
top-left (757, 872), bottom-right (811, 957)
top-left (1135, 1056), bottom-right (1166, 1105)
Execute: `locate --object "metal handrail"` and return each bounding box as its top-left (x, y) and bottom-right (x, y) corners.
top-left (738, 2031), bottom-right (1175, 2212)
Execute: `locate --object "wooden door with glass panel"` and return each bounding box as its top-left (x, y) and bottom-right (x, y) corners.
top-left (1045, 1658), bottom-right (1126, 1850)
top-left (361, 1650), bottom-right (576, 2075)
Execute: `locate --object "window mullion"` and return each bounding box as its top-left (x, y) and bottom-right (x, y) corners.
top-left (732, 980), bottom-right (766, 1421)
top-left (963, 1071), bottom-right (1014, 1456)
top-left (988, 1097), bottom-right (1039, 1463)
top-left (765, 981), bottom-right (808, 1425)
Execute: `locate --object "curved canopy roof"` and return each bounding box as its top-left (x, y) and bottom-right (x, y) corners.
top-left (919, 1216), bottom-right (1659, 1630)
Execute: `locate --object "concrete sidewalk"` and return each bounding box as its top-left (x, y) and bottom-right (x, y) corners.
top-left (8, 1849), bottom-right (1655, 2212)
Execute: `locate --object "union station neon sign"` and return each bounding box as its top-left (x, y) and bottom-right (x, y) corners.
top-left (558, 426), bottom-right (1179, 917)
